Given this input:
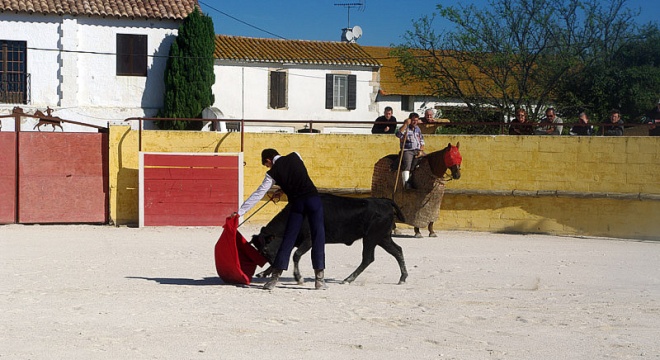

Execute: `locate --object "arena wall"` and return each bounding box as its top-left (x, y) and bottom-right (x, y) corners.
top-left (109, 125), bottom-right (660, 240)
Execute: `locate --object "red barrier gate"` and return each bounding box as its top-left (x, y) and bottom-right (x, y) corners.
top-left (0, 131), bottom-right (108, 224)
top-left (139, 152), bottom-right (242, 227)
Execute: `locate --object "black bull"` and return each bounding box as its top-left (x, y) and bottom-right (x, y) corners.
top-left (250, 193), bottom-right (409, 284)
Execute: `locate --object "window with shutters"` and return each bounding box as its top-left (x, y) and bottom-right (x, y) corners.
top-left (401, 95), bottom-right (414, 112)
top-left (116, 34), bottom-right (147, 76)
top-left (333, 75), bottom-right (347, 108)
top-left (325, 74), bottom-right (356, 110)
top-left (269, 70), bottom-right (287, 109)
top-left (0, 40), bottom-right (28, 104)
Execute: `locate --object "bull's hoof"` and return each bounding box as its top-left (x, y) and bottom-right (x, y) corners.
top-left (414, 233), bottom-right (423, 238)
top-left (429, 232), bottom-right (437, 237)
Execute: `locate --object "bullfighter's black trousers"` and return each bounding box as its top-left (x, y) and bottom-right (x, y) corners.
top-left (273, 194), bottom-right (326, 271)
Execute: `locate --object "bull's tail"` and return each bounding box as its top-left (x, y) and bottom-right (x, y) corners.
top-left (389, 199), bottom-right (406, 223)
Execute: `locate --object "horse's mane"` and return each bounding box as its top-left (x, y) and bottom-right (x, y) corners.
top-left (426, 147), bottom-right (449, 178)
top-left (383, 143), bottom-right (460, 179)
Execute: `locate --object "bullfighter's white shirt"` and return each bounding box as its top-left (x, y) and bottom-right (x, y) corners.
top-left (237, 153), bottom-right (302, 217)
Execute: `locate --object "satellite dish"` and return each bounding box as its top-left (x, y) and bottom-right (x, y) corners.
top-left (352, 25), bottom-right (362, 39)
top-left (343, 29), bottom-right (354, 42)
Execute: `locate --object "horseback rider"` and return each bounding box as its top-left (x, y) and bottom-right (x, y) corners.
top-left (396, 112), bottom-right (425, 189)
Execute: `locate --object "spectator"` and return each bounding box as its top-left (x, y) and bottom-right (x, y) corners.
top-left (371, 106), bottom-right (397, 134)
top-left (535, 108), bottom-right (563, 135)
top-left (644, 99), bottom-right (660, 136)
top-left (395, 112), bottom-right (425, 189)
top-left (599, 109), bottom-right (624, 136)
top-left (422, 108), bottom-right (436, 123)
top-left (569, 112), bottom-right (594, 136)
top-left (508, 108), bottom-right (534, 135)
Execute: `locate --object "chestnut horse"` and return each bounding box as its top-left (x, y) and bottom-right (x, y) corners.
top-left (372, 142), bottom-right (462, 237)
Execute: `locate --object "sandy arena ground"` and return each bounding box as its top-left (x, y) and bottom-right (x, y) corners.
top-left (1, 223), bottom-right (659, 359)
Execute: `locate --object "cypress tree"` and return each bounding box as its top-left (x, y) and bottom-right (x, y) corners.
top-left (158, 7), bottom-right (215, 130)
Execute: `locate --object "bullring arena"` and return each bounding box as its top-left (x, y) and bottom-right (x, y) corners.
top-left (2, 127), bottom-right (659, 358)
top-left (1, 224), bottom-right (659, 359)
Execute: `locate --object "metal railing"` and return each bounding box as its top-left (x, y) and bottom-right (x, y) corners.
top-left (0, 106), bottom-right (106, 131)
top-left (0, 73), bottom-right (30, 104)
top-left (122, 117), bottom-right (658, 152)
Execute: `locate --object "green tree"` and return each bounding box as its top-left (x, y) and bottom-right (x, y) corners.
top-left (157, 7), bottom-right (215, 130)
top-left (556, 26), bottom-right (660, 123)
top-left (394, 0), bottom-right (636, 131)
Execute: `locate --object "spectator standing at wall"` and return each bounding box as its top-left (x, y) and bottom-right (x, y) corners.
top-left (599, 109), bottom-right (625, 136)
top-left (371, 106), bottom-right (397, 134)
top-left (569, 112), bottom-right (594, 136)
top-left (645, 99), bottom-right (660, 136)
top-left (535, 108), bottom-right (563, 135)
top-left (396, 112), bottom-right (425, 189)
top-left (508, 108), bottom-right (534, 135)
top-left (422, 108), bottom-right (436, 123)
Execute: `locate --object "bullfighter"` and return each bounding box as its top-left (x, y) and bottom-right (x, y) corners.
top-left (233, 148), bottom-right (327, 290)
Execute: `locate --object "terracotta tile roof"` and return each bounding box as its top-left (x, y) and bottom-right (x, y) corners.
top-left (364, 46), bottom-right (507, 98)
top-left (362, 46), bottom-right (435, 96)
top-left (213, 35), bottom-right (381, 67)
top-left (0, 0), bottom-right (198, 20)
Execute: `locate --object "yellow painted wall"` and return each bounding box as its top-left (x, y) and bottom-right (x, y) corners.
top-left (109, 125), bottom-right (660, 240)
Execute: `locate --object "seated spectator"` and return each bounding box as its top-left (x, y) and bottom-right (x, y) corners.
top-left (535, 107), bottom-right (563, 135)
top-left (598, 109), bottom-right (624, 136)
top-left (645, 99), bottom-right (660, 136)
top-left (569, 112), bottom-right (594, 136)
top-left (508, 108), bottom-right (534, 135)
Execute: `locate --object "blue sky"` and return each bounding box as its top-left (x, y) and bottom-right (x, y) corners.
top-left (199, 0), bottom-right (660, 47)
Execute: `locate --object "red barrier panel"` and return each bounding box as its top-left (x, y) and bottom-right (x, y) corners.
top-left (18, 132), bottom-right (108, 223)
top-left (0, 132), bottom-right (17, 223)
top-left (140, 152), bottom-right (242, 226)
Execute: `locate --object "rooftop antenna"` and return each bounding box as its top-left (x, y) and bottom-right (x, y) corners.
top-left (334, 1), bottom-right (365, 29)
top-left (335, 1), bottom-right (365, 42)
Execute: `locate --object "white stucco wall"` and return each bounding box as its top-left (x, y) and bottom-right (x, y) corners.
top-left (212, 61), bottom-right (379, 133)
top-left (0, 13), bottom-right (180, 131)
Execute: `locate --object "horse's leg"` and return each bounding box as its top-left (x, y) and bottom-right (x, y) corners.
top-left (378, 237), bottom-right (408, 284)
top-left (428, 222), bottom-right (437, 237)
top-left (342, 241), bottom-right (376, 284)
top-left (414, 227), bottom-right (423, 238)
top-left (292, 242), bottom-right (311, 285)
top-left (392, 222), bottom-right (403, 236)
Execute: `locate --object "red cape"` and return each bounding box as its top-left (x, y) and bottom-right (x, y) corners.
top-left (214, 216), bottom-right (267, 285)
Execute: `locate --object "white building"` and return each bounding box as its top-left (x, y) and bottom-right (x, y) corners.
top-left (211, 35), bottom-right (381, 134)
top-left (2, 3), bottom-right (460, 134)
top-left (0, 0), bottom-right (197, 131)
